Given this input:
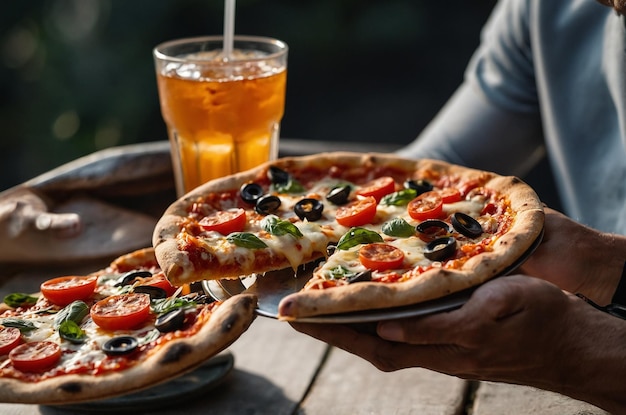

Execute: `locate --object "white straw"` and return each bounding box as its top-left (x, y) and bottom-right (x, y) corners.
top-left (223, 0), bottom-right (235, 61)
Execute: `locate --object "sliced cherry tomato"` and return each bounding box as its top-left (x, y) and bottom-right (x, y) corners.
top-left (9, 341), bottom-right (61, 372)
top-left (91, 294), bottom-right (151, 331)
top-left (358, 243), bottom-right (405, 271)
top-left (335, 196), bottom-right (378, 227)
top-left (142, 273), bottom-right (177, 297)
top-left (459, 179), bottom-right (482, 196)
top-left (40, 276), bottom-right (98, 306)
top-left (355, 176), bottom-right (396, 202)
top-left (439, 188), bottom-right (462, 204)
top-left (199, 208), bottom-right (247, 235)
top-left (0, 327), bottom-right (22, 355)
top-left (407, 191), bottom-right (443, 221)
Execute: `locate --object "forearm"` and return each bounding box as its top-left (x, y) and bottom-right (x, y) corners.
top-left (544, 294), bottom-right (626, 413)
top-left (397, 83), bottom-right (544, 177)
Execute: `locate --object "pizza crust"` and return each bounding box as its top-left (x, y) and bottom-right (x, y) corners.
top-left (0, 293), bottom-right (256, 405)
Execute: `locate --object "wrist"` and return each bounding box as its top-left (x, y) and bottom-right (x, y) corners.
top-left (580, 231), bottom-right (626, 305)
top-left (599, 232), bottom-right (626, 304)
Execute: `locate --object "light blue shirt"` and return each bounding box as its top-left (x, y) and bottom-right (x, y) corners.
top-left (398, 0), bottom-right (626, 235)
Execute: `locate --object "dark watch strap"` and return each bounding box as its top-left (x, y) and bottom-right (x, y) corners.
top-left (576, 261), bottom-right (626, 320)
top-left (576, 293), bottom-right (626, 320)
top-left (611, 261), bottom-right (626, 305)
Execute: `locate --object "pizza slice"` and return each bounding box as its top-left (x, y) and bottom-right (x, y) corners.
top-left (0, 248), bottom-right (256, 405)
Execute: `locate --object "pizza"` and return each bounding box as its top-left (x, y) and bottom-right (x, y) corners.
top-left (152, 152), bottom-right (544, 319)
top-left (0, 247), bottom-right (256, 404)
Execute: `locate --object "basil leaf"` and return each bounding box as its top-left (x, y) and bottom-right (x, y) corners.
top-left (151, 297), bottom-right (196, 315)
top-left (54, 301), bottom-right (89, 329)
top-left (336, 227), bottom-right (383, 250)
top-left (35, 307), bottom-right (58, 315)
top-left (59, 320), bottom-right (87, 344)
top-left (138, 328), bottom-right (161, 346)
top-left (382, 217), bottom-right (416, 238)
top-left (261, 215), bottom-right (303, 238)
top-left (1, 318), bottom-right (37, 333)
top-left (3, 293), bottom-right (38, 308)
top-left (227, 232), bottom-right (268, 249)
top-left (381, 188), bottom-right (417, 206)
top-left (272, 178), bottom-right (305, 194)
top-left (327, 266), bottom-right (358, 280)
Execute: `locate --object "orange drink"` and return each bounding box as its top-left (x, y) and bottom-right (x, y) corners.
top-left (154, 36), bottom-right (288, 196)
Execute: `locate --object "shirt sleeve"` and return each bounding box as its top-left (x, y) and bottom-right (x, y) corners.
top-left (397, 0), bottom-right (544, 177)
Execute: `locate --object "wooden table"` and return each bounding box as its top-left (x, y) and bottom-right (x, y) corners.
top-left (0, 141), bottom-right (611, 414)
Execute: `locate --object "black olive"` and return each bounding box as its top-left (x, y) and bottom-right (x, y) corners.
top-left (255, 194), bottom-right (282, 215)
top-left (326, 244), bottom-right (337, 256)
top-left (115, 270), bottom-right (152, 287)
top-left (424, 236), bottom-right (457, 261)
top-left (326, 185), bottom-right (351, 205)
top-left (155, 308), bottom-right (186, 333)
top-left (451, 212), bottom-right (484, 238)
top-left (404, 179), bottom-right (433, 195)
top-left (416, 219), bottom-right (452, 236)
top-left (102, 336), bottom-right (138, 356)
top-left (240, 183), bottom-right (264, 205)
top-left (294, 198), bottom-right (324, 221)
top-left (134, 285), bottom-right (167, 300)
top-left (188, 281), bottom-right (205, 294)
top-left (268, 166), bottom-right (290, 184)
top-left (347, 270), bottom-right (373, 284)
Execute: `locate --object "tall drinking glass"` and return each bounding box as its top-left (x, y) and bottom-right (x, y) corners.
top-left (154, 36), bottom-right (288, 196)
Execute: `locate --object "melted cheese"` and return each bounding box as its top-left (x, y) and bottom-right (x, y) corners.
top-left (0, 274), bottom-right (205, 381)
top-left (191, 174), bottom-right (496, 283)
top-left (10, 296), bottom-right (162, 376)
top-left (315, 235), bottom-right (434, 282)
top-left (311, 189), bottom-right (492, 282)
top-left (443, 199), bottom-right (484, 217)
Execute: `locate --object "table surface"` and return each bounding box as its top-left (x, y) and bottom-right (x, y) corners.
top-left (0, 140), bottom-right (611, 414)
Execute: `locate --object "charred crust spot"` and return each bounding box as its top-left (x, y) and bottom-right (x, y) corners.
top-left (159, 342), bottom-right (193, 364)
top-left (59, 382), bottom-right (82, 394)
top-left (240, 295), bottom-right (256, 311)
top-left (221, 314), bottom-right (239, 332)
top-left (511, 177), bottom-right (523, 184)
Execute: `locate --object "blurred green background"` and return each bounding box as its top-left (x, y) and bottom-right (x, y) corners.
top-left (0, 0), bottom-right (497, 191)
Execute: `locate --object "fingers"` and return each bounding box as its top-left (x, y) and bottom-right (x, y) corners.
top-left (291, 276), bottom-right (571, 383)
top-left (290, 321), bottom-right (469, 373)
top-left (377, 276), bottom-right (530, 345)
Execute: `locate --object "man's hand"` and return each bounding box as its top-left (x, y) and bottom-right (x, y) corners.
top-left (291, 275), bottom-right (626, 413)
top-left (292, 276), bottom-right (569, 381)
